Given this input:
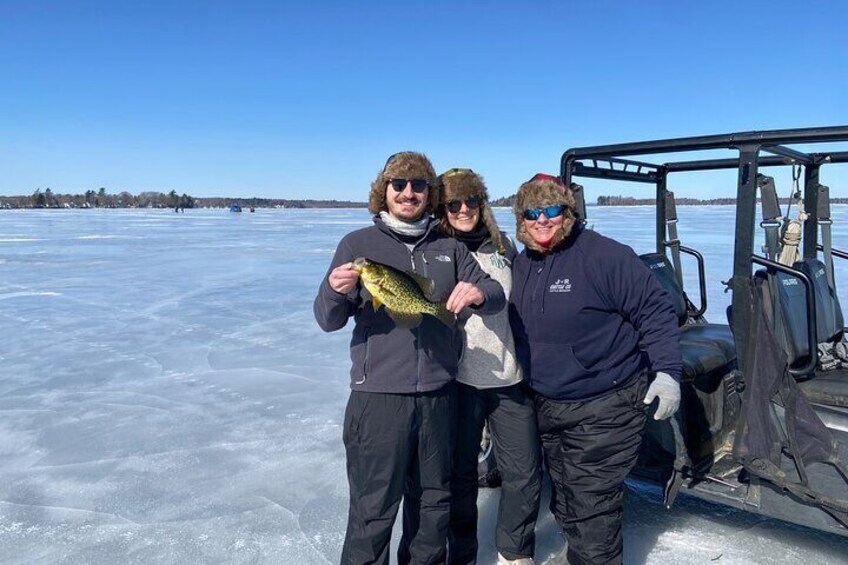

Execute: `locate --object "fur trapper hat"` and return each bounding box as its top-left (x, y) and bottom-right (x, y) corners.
top-left (513, 173), bottom-right (577, 253)
top-left (368, 151), bottom-right (439, 215)
top-left (436, 168), bottom-right (505, 254)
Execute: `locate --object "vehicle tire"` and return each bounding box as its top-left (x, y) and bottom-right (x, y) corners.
top-left (477, 420), bottom-right (501, 488)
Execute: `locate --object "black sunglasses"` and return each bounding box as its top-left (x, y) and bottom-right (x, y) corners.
top-left (389, 178), bottom-right (428, 193)
top-left (523, 205), bottom-right (565, 221)
top-left (446, 196), bottom-right (482, 214)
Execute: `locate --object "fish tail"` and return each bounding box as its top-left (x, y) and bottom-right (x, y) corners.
top-left (433, 303), bottom-right (456, 328)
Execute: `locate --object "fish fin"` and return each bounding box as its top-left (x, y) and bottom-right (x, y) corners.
top-left (371, 294), bottom-right (382, 310)
top-left (387, 310), bottom-right (423, 329)
top-left (431, 303), bottom-right (456, 329)
top-left (409, 273), bottom-right (437, 301)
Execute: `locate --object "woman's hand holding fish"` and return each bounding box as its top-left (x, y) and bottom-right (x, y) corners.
top-left (446, 281), bottom-right (484, 314)
top-left (329, 262), bottom-right (360, 294)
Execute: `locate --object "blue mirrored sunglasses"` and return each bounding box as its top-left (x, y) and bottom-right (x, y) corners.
top-left (522, 205), bottom-right (565, 221)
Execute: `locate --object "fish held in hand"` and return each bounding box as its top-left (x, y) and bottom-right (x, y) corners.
top-left (351, 257), bottom-right (455, 329)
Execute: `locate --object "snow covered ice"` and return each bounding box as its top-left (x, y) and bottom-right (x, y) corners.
top-left (1, 207), bottom-right (848, 564)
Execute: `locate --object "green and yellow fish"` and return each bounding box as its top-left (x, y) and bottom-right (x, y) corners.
top-left (351, 257), bottom-right (455, 329)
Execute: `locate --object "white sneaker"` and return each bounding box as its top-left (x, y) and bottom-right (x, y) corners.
top-left (497, 553), bottom-right (535, 565)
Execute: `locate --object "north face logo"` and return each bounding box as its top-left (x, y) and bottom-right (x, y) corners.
top-left (435, 255), bottom-right (452, 263)
top-left (549, 278), bottom-right (571, 293)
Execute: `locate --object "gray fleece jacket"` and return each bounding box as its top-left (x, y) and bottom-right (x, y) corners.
top-left (457, 233), bottom-right (523, 389)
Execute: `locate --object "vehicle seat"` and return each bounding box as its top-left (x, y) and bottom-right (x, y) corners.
top-left (797, 371), bottom-right (848, 408)
top-left (758, 258), bottom-right (844, 367)
top-left (640, 253), bottom-right (736, 383)
top-left (795, 258), bottom-right (844, 345)
top-left (757, 258), bottom-right (847, 409)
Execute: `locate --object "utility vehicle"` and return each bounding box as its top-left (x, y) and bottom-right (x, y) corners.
top-left (482, 126), bottom-right (848, 538)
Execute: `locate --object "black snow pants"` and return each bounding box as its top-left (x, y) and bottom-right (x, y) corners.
top-left (534, 373), bottom-right (648, 565)
top-left (341, 383), bottom-right (457, 565)
top-left (447, 382), bottom-right (541, 564)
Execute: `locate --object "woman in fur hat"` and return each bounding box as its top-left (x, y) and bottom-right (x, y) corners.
top-left (436, 168), bottom-right (541, 565)
top-left (509, 174), bottom-right (682, 565)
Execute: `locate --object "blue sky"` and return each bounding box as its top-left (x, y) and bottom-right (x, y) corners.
top-left (1, 0), bottom-right (846, 201)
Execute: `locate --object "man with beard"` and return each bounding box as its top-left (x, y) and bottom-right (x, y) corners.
top-left (314, 152), bottom-right (505, 565)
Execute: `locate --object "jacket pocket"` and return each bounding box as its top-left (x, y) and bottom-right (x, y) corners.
top-left (350, 327), bottom-right (370, 386)
top-left (530, 342), bottom-right (598, 382)
top-left (529, 343), bottom-right (597, 394)
top-left (356, 330), bottom-right (371, 385)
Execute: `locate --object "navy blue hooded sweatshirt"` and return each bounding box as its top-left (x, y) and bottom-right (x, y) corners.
top-left (509, 225), bottom-right (682, 401)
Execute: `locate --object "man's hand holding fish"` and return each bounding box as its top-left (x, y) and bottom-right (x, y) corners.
top-left (328, 262), bottom-right (360, 294)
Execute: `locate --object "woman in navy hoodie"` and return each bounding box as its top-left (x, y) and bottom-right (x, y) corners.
top-left (508, 174), bottom-right (682, 565)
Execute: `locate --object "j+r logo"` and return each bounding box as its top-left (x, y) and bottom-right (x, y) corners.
top-left (549, 278), bottom-right (571, 293)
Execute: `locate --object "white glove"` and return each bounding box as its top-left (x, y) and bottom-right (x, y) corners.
top-left (643, 372), bottom-right (680, 420)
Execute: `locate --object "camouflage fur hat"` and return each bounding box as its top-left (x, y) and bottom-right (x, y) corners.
top-left (513, 173), bottom-right (577, 253)
top-left (437, 168), bottom-right (505, 254)
top-left (368, 151), bottom-right (439, 215)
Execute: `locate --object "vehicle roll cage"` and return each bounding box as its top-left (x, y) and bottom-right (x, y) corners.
top-left (561, 126), bottom-right (848, 380)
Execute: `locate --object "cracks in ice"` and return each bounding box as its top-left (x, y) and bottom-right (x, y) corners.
top-left (0, 500), bottom-right (141, 525)
top-left (254, 495), bottom-right (334, 565)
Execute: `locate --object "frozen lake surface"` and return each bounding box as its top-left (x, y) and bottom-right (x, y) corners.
top-left (2, 207), bottom-right (848, 564)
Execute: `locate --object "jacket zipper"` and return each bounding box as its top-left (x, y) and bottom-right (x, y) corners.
top-left (531, 261), bottom-right (545, 303)
top-left (409, 247), bottom-right (423, 392)
top-left (385, 221), bottom-right (434, 394)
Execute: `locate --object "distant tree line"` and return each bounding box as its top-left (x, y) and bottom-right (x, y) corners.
top-left (0, 189), bottom-right (368, 210)
top-left (0, 188), bottom-right (197, 209)
top-left (595, 195), bottom-right (738, 206)
top-left (4, 189), bottom-right (845, 211)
